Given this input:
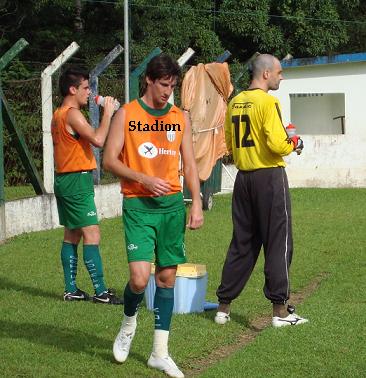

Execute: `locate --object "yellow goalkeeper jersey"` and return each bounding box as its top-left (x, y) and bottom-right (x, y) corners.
top-left (225, 89), bottom-right (293, 171)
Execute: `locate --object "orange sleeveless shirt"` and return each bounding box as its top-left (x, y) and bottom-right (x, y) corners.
top-left (51, 106), bottom-right (96, 173)
top-left (120, 99), bottom-right (185, 197)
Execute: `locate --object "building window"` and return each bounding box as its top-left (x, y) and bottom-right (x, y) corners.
top-left (289, 93), bottom-right (345, 135)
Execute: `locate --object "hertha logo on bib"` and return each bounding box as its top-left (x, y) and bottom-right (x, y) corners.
top-left (138, 142), bottom-right (158, 159)
top-left (166, 130), bottom-right (176, 142)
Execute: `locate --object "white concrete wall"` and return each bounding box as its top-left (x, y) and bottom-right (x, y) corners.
top-left (220, 163), bottom-right (237, 192)
top-left (284, 135), bottom-right (366, 187)
top-left (4, 168), bottom-right (237, 239)
top-left (4, 183), bottom-right (122, 239)
top-left (272, 61), bottom-right (366, 187)
top-left (3, 153), bottom-right (364, 241)
top-left (276, 62), bottom-right (366, 136)
top-left (220, 154), bottom-right (366, 190)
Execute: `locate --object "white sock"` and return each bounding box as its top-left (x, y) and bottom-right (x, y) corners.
top-left (152, 329), bottom-right (169, 357)
top-left (121, 314), bottom-right (137, 334)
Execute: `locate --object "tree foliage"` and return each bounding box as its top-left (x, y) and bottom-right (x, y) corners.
top-left (1, 0), bottom-right (365, 67)
top-left (217, 0), bottom-right (356, 59)
top-left (272, 0), bottom-right (349, 56)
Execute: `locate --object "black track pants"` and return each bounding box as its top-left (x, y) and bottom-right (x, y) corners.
top-left (216, 167), bottom-right (293, 305)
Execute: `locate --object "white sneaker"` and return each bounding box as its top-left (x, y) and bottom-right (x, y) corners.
top-left (113, 327), bottom-right (136, 363)
top-left (272, 313), bottom-right (309, 328)
top-left (214, 311), bottom-right (230, 325)
top-left (147, 353), bottom-right (184, 378)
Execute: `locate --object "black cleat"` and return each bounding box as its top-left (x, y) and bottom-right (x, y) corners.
top-left (287, 304), bottom-right (296, 314)
top-left (92, 289), bottom-right (123, 305)
top-left (63, 289), bottom-right (90, 301)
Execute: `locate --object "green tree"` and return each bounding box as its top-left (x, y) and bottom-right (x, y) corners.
top-left (1, 0), bottom-right (365, 66)
top-left (217, 0), bottom-right (350, 60)
top-left (217, 0), bottom-right (284, 59)
top-left (272, 0), bottom-right (348, 56)
top-left (336, 0), bottom-right (366, 53)
top-left (0, 0), bottom-right (79, 62)
top-left (119, 0), bottom-right (223, 64)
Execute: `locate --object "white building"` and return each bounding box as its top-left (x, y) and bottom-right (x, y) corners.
top-left (274, 52), bottom-right (366, 188)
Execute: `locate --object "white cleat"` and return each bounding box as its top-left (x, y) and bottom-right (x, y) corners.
top-left (113, 328), bottom-right (136, 363)
top-left (214, 311), bottom-right (230, 325)
top-left (147, 353), bottom-right (184, 378)
top-left (272, 313), bottom-right (309, 328)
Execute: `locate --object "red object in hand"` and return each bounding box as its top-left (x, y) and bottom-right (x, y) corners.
top-left (291, 135), bottom-right (304, 155)
top-left (290, 135), bottom-right (300, 149)
top-left (286, 123), bottom-right (297, 138)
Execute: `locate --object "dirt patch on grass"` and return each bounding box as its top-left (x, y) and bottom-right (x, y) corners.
top-left (185, 272), bottom-right (328, 377)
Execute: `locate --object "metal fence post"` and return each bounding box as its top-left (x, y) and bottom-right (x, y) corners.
top-left (41, 42), bottom-right (80, 193)
top-left (0, 38), bottom-right (30, 241)
top-left (124, 0), bottom-right (130, 103)
top-left (89, 44), bottom-right (124, 184)
top-left (0, 92), bottom-right (4, 242)
top-left (216, 50), bottom-right (232, 63)
top-left (0, 39), bottom-right (28, 71)
top-left (168, 47), bottom-right (195, 104)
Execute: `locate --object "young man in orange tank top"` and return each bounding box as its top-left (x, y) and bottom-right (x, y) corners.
top-left (103, 54), bottom-right (203, 378)
top-left (52, 67), bottom-right (121, 304)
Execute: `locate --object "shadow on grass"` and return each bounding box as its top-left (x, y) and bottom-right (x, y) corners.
top-left (0, 320), bottom-right (111, 359)
top-left (0, 276), bottom-right (60, 301)
top-left (0, 319), bottom-right (146, 365)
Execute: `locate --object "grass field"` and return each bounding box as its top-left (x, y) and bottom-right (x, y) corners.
top-left (0, 189), bottom-right (365, 377)
top-left (4, 185), bottom-right (36, 201)
top-left (3, 177), bottom-right (118, 202)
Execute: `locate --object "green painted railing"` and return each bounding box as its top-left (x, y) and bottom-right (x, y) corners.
top-left (129, 47), bottom-right (162, 101)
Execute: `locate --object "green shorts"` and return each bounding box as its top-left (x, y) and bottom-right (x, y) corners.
top-left (56, 192), bottom-right (99, 229)
top-left (123, 207), bottom-right (187, 267)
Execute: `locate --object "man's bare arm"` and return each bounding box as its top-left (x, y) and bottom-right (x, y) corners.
top-left (180, 111), bottom-right (203, 229)
top-left (66, 96), bottom-right (115, 148)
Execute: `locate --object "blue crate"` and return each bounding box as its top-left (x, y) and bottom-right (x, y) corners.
top-left (145, 264), bottom-right (208, 314)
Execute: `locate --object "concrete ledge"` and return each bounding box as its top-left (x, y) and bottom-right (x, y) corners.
top-left (4, 160), bottom-right (365, 240)
top-left (5, 183), bottom-right (122, 239)
top-left (220, 163), bottom-right (237, 193)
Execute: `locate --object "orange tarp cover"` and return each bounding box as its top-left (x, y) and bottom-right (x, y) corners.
top-left (181, 62), bottom-right (233, 181)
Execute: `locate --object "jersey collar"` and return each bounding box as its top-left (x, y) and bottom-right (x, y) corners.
top-left (137, 98), bottom-right (172, 116)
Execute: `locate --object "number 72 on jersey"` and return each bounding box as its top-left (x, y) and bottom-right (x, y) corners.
top-left (232, 115), bottom-right (255, 148)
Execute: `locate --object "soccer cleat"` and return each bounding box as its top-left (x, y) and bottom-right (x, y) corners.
top-left (113, 328), bottom-right (136, 363)
top-left (92, 289), bottom-right (123, 305)
top-left (63, 289), bottom-right (89, 301)
top-left (214, 311), bottom-right (230, 325)
top-left (272, 305), bottom-right (308, 327)
top-left (147, 353), bottom-right (184, 378)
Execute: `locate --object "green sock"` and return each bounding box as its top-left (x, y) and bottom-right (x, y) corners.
top-left (153, 287), bottom-right (174, 331)
top-left (123, 282), bottom-right (145, 317)
top-left (60, 242), bottom-right (78, 293)
top-left (83, 244), bottom-right (107, 296)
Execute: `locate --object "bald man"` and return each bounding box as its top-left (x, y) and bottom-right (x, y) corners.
top-left (215, 54), bottom-right (307, 327)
